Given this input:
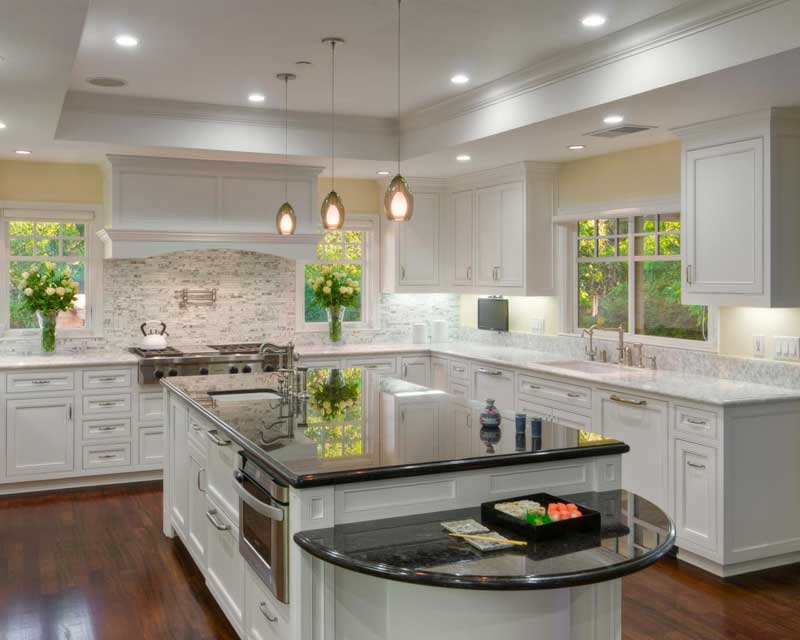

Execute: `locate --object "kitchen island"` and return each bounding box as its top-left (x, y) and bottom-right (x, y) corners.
top-left (161, 366), bottom-right (651, 640)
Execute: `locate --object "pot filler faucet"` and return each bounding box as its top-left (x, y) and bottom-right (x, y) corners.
top-left (258, 341), bottom-right (295, 372)
top-left (581, 325), bottom-right (625, 362)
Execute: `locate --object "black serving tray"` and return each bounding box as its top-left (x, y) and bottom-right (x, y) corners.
top-left (481, 492), bottom-right (602, 542)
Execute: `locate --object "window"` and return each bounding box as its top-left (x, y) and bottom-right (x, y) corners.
top-left (2, 209), bottom-right (97, 335)
top-left (575, 214), bottom-right (710, 344)
top-left (298, 214), bottom-right (377, 330)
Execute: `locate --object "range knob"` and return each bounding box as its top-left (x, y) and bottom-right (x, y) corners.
top-left (242, 365), bottom-right (252, 373)
top-left (168, 369), bottom-right (179, 377)
top-left (229, 366), bottom-right (239, 374)
top-left (154, 370), bottom-right (165, 380)
top-left (264, 365), bottom-right (275, 373)
top-left (199, 367), bottom-right (209, 376)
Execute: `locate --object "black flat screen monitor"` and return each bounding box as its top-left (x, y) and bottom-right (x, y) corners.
top-left (478, 298), bottom-right (509, 332)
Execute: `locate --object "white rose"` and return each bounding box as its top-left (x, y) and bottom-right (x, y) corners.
top-left (71, 282), bottom-right (79, 291)
top-left (21, 271), bottom-right (29, 279)
top-left (30, 265), bottom-right (39, 273)
top-left (63, 266), bottom-right (71, 276)
top-left (56, 287), bottom-right (66, 296)
top-left (326, 280), bottom-right (332, 286)
top-left (24, 287), bottom-right (33, 296)
top-left (322, 286), bottom-right (331, 294)
top-left (45, 287), bottom-right (56, 295)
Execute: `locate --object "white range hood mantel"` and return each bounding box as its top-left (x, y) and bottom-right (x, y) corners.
top-left (100, 154), bottom-right (324, 259)
top-left (96, 228), bottom-right (322, 260)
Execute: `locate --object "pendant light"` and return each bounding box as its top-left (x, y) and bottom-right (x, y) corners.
top-left (275, 72), bottom-right (297, 235)
top-left (321, 37), bottom-right (345, 231)
top-left (384, 0), bottom-right (414, 222)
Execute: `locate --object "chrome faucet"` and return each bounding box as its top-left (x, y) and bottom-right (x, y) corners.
top-left (259, 341), bottom-right (295, 371)
top-left (581, 325), bottom-right (601, 361)
top-left (582, 324), bottom-right (625, 363)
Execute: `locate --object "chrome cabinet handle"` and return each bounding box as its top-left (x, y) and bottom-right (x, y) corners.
top-left (197, 468), bottom-right (205, 493)
top-left (526, 384), bottom-right (541, 390)
top-left (32, 379), bottom-right (51, 385)
top-left (686, 265), bottom-right (693, 285)
top-left (466, 266), bottom-right (472, 280)
top-left (466, 414), bottom-right (472, 428)
top-left (452, 366), bottom-right (466, 373)
top-left (96, 401), bottom-right (120, 407)
top-left (403, 363), bottom-right (408, 378)
top-left (206, 430), bottom-right (230, 447)
top-left (496, 266), bottom-right (502, 281)
top-left (67, 405), bottom-right (73, 421)
top-left (232, 472), bottom-right (285, 521)
top-left (206, 509), bottom-right (230, 531)
top-left (609, 394), bottom-right (646, 407)
top-left (400, 265), bottom-right (406, 280)
top-left (97, 425), bottom-right (120, 432)
top-left (687, 461), bottom-right (706, 470)
top-left (686, 417), bottom-right (707, 426)
top-left (259, 602), bottom-right (278, 623)
top-left (400, 409), bottom-right (406, 423)
top-left (566, 392), bottom-right (581, 399)
top-left (96, 376), bottom-right (121, 382)
top-left (190, 422), bottom-right (202, 431)
top-left (477, 368), bottom-right (502, 376)
top-left (98, 453), bottom-right (119, 460)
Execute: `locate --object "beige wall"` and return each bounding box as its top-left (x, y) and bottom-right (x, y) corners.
top-left (0, 160), bottom-right (103, 203)
top-left (317, 178), bottom-right (381, 214)
top-left (719, 308), bottom-right (800, 357)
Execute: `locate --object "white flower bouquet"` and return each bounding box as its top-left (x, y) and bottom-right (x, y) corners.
top-left (13, 262), bottom-right (79, 351)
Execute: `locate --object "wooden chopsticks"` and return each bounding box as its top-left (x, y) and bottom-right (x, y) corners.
top-left (448, 532), bottom-right (527, 546)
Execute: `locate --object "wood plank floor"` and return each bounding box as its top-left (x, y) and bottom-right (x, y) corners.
top-left (1, 482), bottom-right (798, 640)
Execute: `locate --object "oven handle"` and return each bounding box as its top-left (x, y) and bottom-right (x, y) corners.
top-left (232, 471), bottom-right (285, 521)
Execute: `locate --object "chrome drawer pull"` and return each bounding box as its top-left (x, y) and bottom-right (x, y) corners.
top-left (453, 366), bottom-right (466, 373)
top-left (190, 422), bottom-right (202, 431)
top-left (527, 384), bottom-right (541, 390)
top-left (205, 509), bottom-right (230, 531)
top-left (477, 368), bottom-right (502, 376)
top-left (259, 602), bottom-right (278, 623)
top-left (31, 379), bottom-right (51, 385)
top-left (687, 461), bottom-right (706, 470)
top-left (97, 376), bottom-right (121, 382)
top-left (566, 392), bottom-right (581, 398)
top-left (609, 395), bottom-right (646, 407)
top-left (96, 401), bottom-right (120, 407)
top-left (98, 453), bottom-right (119, 460)
top-left (97, 425), bottom-right (120, 432)
top-left (686, 417), bottom-right (707, 426)
top-left (206, 430), bottom-right (230, 447)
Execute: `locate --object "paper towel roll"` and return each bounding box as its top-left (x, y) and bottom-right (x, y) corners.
top-left (431, 319), bottom-right (449, 343)
top-left (412, 323), bottom-right (428, 344)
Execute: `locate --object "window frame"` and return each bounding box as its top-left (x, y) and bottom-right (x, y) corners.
top-left (295, 213), bottom-right (379, 333)
top-left (1, 203), bottom-right (103, 339)
top-left (560, 210), bottom-right (718, 352)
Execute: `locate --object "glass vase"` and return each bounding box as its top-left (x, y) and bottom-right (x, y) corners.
top-left (326, 305), bottom-right (345, 343)
top-left (36, 310), bottom-right (58, 354)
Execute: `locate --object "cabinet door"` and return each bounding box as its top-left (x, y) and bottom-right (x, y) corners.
top-left (475, 186), bottom-right (502, 286)
top-left (138, 426), bottom-right (164, 466)
top-left (187, 452), bottom-right (208, 569)
top-left (400, 357), bottom-right (430, 387)
top-left (451, 190), bottom-right (474, 285)
top-left (399, 403), bottom-right (439, 464)
top-left (496, 182), bottom-right (524, 287)
top-left (206, 429), bottom-right (241, 522)
top-left (597, 390), bottom-right (668, 510)
top-left (674, 439), bottom-right (718, 553)
top-left (398, 192), bottom-right (440, 286)
top-left (169, 399), bottom-right (190, 537)
top-left (683, 138), bottom-right (764, 300)
top-left (6, 397), bottom-right (74, 476)
top-left (472, 365), bottom-right (515, 415)
top-left (205, 498), bottom-right (245, 633)
top-left (431, 358), bottom-right (449, 392)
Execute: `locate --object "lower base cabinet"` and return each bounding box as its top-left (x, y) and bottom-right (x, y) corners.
top-left (205, 496), bottom-right (245, 634)
top-left (244, 566), bottom-right (290, 640)
top-left (187, 448), bottom-right (208, 568)
top-left (674, 439), bottom-right (718, 554)
top-left (6, 396), bottom-right (75, 477)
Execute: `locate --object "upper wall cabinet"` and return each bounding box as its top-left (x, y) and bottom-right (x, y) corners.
top-left (675, 109), bottom-right (800, 307)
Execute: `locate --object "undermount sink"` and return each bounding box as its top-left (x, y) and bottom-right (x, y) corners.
top-left (209, 389), bottom-right (282, 402)
top-left (543, 360), bottom-right (632, 375)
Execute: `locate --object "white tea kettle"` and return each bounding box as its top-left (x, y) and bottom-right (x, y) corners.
top-left (140, 320), bottom-right (169, 350)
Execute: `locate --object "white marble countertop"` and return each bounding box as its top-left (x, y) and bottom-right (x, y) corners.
top-left (297, 341), bottom-right (800, 407)
top-left (0, 350), bottom-right (139, 371)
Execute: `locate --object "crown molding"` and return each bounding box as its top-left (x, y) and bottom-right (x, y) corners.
top-left (105, 153), bottom-right (324, 178)
top-left (400, 0), bottom-right (788, 133)
top-left (555, 194), bottom-right (681, 221)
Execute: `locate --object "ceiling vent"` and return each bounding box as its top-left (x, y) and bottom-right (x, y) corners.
top-left (585, 124), bottom-right (656, 138)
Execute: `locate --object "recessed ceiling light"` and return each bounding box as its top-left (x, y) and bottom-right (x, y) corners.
top-left (567, 144), bottom-right (586, 150)
top-left (87, 76), bottom-right (128, 88)
top-left (15, 149), bottom-right (31, 155)
top-left (0, 122), bottom-right (6, 130)
top-left (456, 154), bottom-right (471, 162)
top-left (376, 170), bottom-right (391, 176)
top-left (114, 34), bottom-right (139, 48)
top-left (581, 14), bottom-right (607, 28)
top-left (603, 114), bottom-right (624, 124)
top-left (451, 73), bottom-right (469, 85)
top-left (248, 93), bottom-right (266, 103)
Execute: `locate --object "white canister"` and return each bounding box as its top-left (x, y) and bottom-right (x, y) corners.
top-left (412, 323), bottom-right (428, 344)
top-left (431, 319), bottom-right (449, 343)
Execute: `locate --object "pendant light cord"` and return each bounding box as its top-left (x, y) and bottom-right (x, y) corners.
top-left (284, 75), bottom-right (289, 202)
top-left (330, 40), bottom-right (336, 192)
top-left (397, 0), bottom-right (401, 174)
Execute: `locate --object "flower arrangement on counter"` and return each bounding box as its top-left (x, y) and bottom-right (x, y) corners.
top-left (13, 262), bottom-right (80, 353)
top-left (307, 368), bottom-right (361, 422)
top-left (307, 265), bottom-right (361, 342)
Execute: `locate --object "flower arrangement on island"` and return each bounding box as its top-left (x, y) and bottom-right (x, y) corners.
top-left (308, 368), bottom-right (361, 422)
top-left (307, 265), bottom-right (361, 342)
top-left (13, 262), bottom-right (79, 352)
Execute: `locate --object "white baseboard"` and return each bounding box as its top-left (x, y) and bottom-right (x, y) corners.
top-left (0, 470), bottom-right (162, 496)
top-left (677, 547), bottom-right (800, 577)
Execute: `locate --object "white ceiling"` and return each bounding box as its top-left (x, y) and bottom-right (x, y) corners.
top-left (70, 0), bottom-right (688, 117)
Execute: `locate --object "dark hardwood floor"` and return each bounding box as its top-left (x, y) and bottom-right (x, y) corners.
top-left (1, 482), bottom-right (798, 640)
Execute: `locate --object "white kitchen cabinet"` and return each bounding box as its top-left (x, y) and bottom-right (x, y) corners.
top-left (138, 426), bottom-right (165, 466)
top-left (475, 182), bottom-right (524, 287)
top-left (343, 356), bottom-right (397, 376)
top-left (138, 391), bottom-right (165, 424)
top-left (597, 389), bottom-right (668, 510)
top-left (397, 402), bottom-right (440, 464)
top-left (205, 497), bottom-right (245, 634)
top-left (438, 402), bottom-right (475, 461)
top-left (674, 439), bottom-right (718, 555)
top-left (676, 108), bottom-right (800, 307)
top-left (169, 398), bottom-right (190, 538)
top-left (400, 356), bottom-right (430, 387)
top-left (82, 442), bottom-right (131, 470)
top-left (471, 364), bottom-right (515, 415)
top-left (245, 566), bottom-right (290, 640)
top-left (431, 357), bottom-right (449, 392)
top-left (451, 190), bottom-right (474, 286)
top-left (205, 428), bottom-right (241, 523)
top-left (187, 446), bottom-right (208, 570)
top-left (6, 397), bottom-right (75, 477)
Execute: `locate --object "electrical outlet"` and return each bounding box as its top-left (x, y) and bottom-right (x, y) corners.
top-left (774, 336), bottom-right (800, 360)
top-left (531, 318), bottom-right (545, 334)
top-left (753, 335), bottom-right (765, 357)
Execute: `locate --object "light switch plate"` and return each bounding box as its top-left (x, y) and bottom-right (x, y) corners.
top-left (531, 318), bottom-right (545, 334)
top-left (753, 335), bottom-right (765, 357)
top-left (774, 336), bottom-right (800, 360)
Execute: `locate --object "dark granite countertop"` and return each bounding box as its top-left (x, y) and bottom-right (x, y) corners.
top-left (163, 367), bottom-right (628, 488)
top-left (294, 490), bottom-right (674, 590)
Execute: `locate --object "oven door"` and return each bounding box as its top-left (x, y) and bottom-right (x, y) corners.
top-left (233, 469), bottom-right (290, 603)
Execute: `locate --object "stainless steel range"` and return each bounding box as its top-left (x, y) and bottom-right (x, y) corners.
top-left (130, 342), bottom-right (295, 385)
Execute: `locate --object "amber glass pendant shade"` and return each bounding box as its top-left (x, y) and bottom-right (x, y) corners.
top-left (321, 190), bottom-right (345, 230)
top-left (384, 174), bottom-right (414, 222)
top-left (276, 202), bottom-right (297, 235)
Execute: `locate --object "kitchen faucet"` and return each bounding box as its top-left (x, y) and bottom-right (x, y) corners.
top-left (259, 341), bottom-right (295, 371)
top-left (582, 325), bottom-right (625, 363)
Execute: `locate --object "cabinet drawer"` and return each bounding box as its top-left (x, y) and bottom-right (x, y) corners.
top-left (245, 566), bottom-right (290, 640)
top-left (206, 499), bottom-right (245, 633)
top-left (471, 364), bottom-right (514, 414)
top-left (82, 442), bottom-right (131, 470)
top-left (188, 410), bottom-right (211, 451)
top-left (343, 356), bottom-right (397, 374)
top-left (83, 393), bottom-right (131, 415)
top-left (518, 374), bottom-right (592, 412)
top-left (138, 426), bottom-right (165, 466)
top-left (674, 405), bottom-right (719, 443)
top-left (6, 370), bottom-right (74, 393)
top-left (82, 417), bottom-right (132, 441)
top-left (448, 380), bottom-right (470, 400)
top-left (138, 391), bottom-right (164, 423)
top-left (83, 368), bottom-right (132, 391)
top-left (206, 429), bottom-right (241, 522)
top-left (298, 358), bottom-right (342, 369)
top-left (449, 359), bottom-right (470, 381)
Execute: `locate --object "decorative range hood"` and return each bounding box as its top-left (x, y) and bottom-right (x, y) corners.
top-left (98, 155), bottom-right (324, 259)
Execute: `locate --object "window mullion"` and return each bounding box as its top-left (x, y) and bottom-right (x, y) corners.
top-left (628, 216), bottom-right (636, 336)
